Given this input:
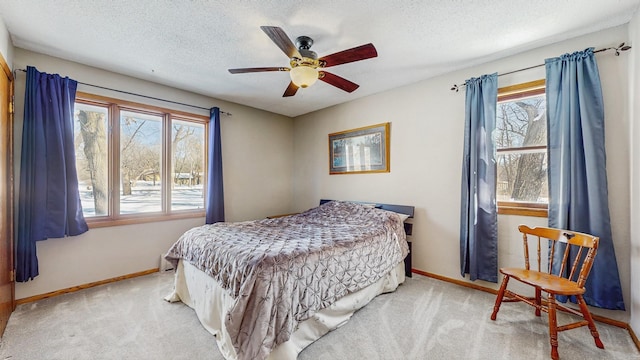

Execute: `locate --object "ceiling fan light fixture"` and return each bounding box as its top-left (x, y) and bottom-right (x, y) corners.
top-left (289, 65), bottom-right (318, 88)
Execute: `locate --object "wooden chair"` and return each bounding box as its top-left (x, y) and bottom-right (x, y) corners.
top-left (490, 225), bottom-right (604, 360)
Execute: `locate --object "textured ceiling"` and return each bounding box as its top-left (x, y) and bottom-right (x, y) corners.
top-left (0, 0), bottom-right (639, 117)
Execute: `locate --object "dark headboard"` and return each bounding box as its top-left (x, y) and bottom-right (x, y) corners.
top-left (319, 199), bottom-right (415, 218)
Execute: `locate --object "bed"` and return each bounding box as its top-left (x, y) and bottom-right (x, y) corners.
top-left (164, 200), bottom-right (413, 360)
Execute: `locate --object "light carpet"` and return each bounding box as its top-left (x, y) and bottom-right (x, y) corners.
top-left (0, 271), bottom-right (638, 360)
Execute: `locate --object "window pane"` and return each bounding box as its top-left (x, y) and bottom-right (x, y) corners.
top-left (171, 120), bottom-right (205, 211)
top-left (74, 103), bottom-right (109, 217)
top-left (120, 111), bottom-right (163, 214)
top-left (497, 151), bottom-right (548, 203)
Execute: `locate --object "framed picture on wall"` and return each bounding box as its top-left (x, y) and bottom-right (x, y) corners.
top-left (328, 122), bottom-right (390, 175)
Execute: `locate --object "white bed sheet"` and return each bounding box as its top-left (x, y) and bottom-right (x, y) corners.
top-left (165, 259), bottom-right (405, 360)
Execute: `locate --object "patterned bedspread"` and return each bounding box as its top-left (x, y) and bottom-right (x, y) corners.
top-left (165, 200), bottom-right (408, 360)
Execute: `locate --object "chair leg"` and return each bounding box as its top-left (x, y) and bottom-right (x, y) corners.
top-left (535, 287), bottom-right (542, 317)
top-left (491, 275), bottom-right (510, 321)
top-left (547, 294), bottom-right (559, 360)
top-left (576, 295), bottom-right (604, 349)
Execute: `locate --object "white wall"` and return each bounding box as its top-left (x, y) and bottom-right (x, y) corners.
top-left (12, 49), bottom-right (294, 299)
top-left (628, 10), bottom-right (640, 338)
top-left (293, 25), bottom-right (632, 321)
top-left (0, 16), bottom-right (12, 69)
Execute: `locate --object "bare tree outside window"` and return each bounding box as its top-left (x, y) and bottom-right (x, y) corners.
top-left (75, 103), bottom-right (108, 216)
top-left (171, 120), bottom-right (205, 210)
top-left (120, 111), bottom-right (163, 214)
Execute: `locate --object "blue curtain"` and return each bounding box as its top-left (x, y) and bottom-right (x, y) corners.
top-left (460, 73), bottom-right (499, 283)
top-left (545, 48), bottom-right (625, 310)
top-left (16, 66), bottom-right (88, 282)
top-left (205, 107), bottom-right (225, 223)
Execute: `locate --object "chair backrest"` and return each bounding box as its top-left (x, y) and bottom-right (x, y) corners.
top-left (518, 225), bottom-right (599, 288)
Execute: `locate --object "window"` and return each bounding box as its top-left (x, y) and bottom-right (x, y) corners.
top-left (74, 93), bottom-right (207, 226)
top-left (495, 79), bottom-right (548, 217)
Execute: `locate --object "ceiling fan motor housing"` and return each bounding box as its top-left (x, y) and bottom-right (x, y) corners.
top-left (290, 36), bottom-right (321, 70)
top-left (295, 36), bottom-right (318, 60)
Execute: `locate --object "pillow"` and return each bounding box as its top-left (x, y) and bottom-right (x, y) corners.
top-left (361, 203), bottom-right (378, 208)
top-left (380, 209), bottom-right (410, 222)
top-left (395, 213), bottom-right (411, 222)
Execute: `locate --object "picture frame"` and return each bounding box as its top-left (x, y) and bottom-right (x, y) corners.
top-left (329, 122), bottom-right (390, 175)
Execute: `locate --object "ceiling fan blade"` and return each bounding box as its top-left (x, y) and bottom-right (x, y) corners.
top-left (228, 67), bottom-right (288, 74)
top-left (283, 82), bottom-right (299, 97)
top-left (260, 26), bottom-right (301, 59)
top-left (319, 71), bottom-right (359, 93)
top-left (319, 43), bottom-right (378, 68)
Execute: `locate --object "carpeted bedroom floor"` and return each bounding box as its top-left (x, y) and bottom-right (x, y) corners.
top-left (0, 271), bottom-right (638, 360)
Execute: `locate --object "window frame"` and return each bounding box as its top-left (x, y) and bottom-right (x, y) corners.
top-left (496, 79), bottom-right (548, 218)
top-left (75, 92), bottom-right (209, 228)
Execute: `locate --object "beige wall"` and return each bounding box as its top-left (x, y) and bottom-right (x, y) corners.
top-left (0, 16), bottom-right (12, 69)
top-left (293, 25), bottom-right (632, 321)
top-left (12, 49), bottom-right (294, 299)
top-left (628, 10), bottom-right (640, 338)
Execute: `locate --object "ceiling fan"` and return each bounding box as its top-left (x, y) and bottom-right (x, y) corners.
top-left (228, 26), bottom-right (378, 97)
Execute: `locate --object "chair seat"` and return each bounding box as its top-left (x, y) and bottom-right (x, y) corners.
top-left (500, 267), bottom-right (586, 296)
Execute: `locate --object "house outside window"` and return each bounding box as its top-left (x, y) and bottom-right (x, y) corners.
top-left (495, 79), bottom-right (548, 217)
top-left (74, 93), bottom-right (207, 227)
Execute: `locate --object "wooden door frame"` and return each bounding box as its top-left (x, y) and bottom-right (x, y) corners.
top-left (0, 51), bottom-right (15, 337)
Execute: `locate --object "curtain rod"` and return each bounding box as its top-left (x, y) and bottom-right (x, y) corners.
top-left (14, 68), bottom-right (232, 116)
top-left (449, 42), bottom-right (632, 92)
